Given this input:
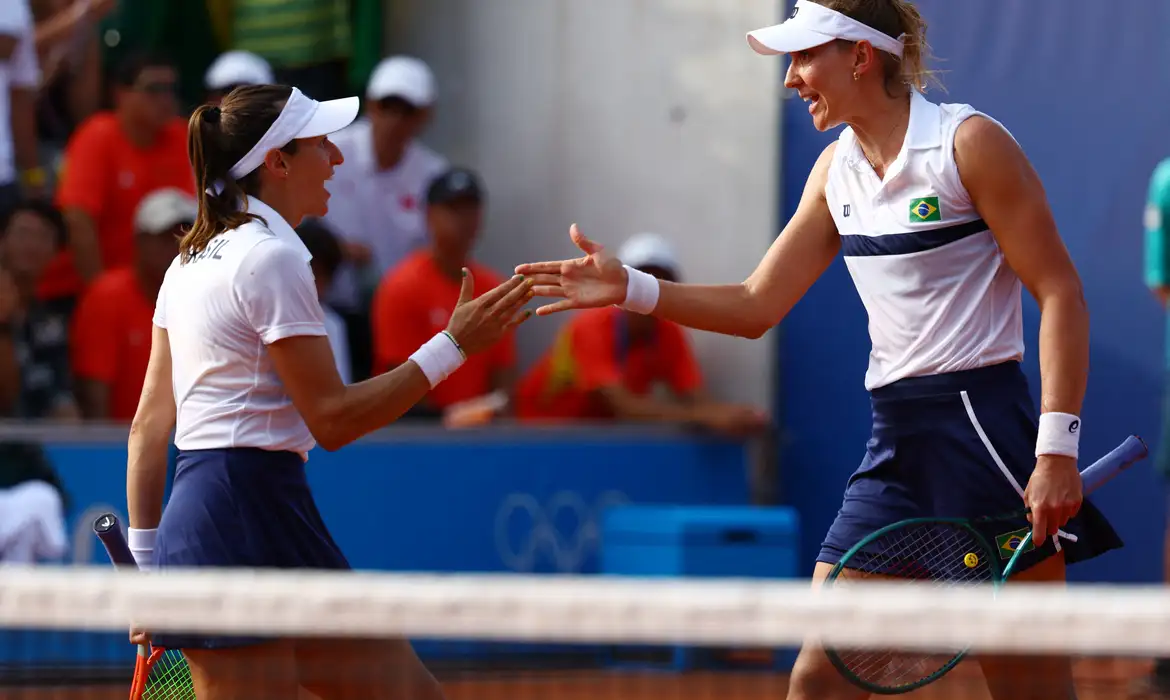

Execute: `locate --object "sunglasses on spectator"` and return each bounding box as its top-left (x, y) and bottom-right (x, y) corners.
top-left (136, 81), bottom-right (176, 95)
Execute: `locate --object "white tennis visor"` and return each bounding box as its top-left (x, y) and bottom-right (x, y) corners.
top-left (747, 0), bottom-right (905, 58)
top-left (227, 87), bottom-right (359, 182)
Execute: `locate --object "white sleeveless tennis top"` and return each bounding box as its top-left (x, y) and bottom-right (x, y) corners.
top-left (825, 91), bottom-right (1024, 391)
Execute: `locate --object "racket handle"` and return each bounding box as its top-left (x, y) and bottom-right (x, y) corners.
top-left (93, 513), bottom-right (138, 568)
top-left (1081, 435), bottom-right (1148, 495)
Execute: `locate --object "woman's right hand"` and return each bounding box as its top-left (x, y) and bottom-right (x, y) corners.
top-left (514, 224), bottom-right (630, 316)
top-left (445, 269), bottom-right (534, 355)
top-left (130, 627), bottom-right (151, 646)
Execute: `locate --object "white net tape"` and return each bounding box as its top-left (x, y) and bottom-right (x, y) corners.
top-left (0, 567), bottom-right (1168, 656)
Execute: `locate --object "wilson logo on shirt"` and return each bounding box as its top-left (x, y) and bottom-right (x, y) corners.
top-left (909, 196), bottom-right (942, 223)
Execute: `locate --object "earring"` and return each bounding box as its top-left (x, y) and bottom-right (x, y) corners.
top-left (853, 73), bottom-right (859, 81)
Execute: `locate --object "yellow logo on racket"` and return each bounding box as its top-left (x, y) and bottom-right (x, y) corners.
top-left (963, 553), bottom-right (979, 568)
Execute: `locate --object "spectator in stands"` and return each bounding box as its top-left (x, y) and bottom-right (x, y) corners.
top-left (295, 219), bottom-right (352, 384)
top-left (514, 233), bottom-right (767, 435)
top-left (0, 0), bottom-right (43, 210)
top-left (203, 50), bottom-right (273, 106)
top-left (0, 443), bottom-right (68, 564)
top-left (40, 51), bottom-right (193, 313)
top-left (1142, 157), bottom-right (1170, 697)
top-left (71, 188), bottom-right (188, 422)
top-left (30, 0), bottom-right (111, 158)
top-left (228, 0), bottom-right (351, 102)
top-left (0, 200), bottom-right (77, 421)
top-left (323, 55), bottom-right (447, 381)
top-left (371, 167), bottom-right (516, 422)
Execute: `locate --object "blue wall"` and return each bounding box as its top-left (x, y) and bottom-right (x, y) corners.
top-left (779, 0), bottom-right (1170, 583)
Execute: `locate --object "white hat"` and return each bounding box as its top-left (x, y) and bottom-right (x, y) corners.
top-left (746, 0), bottom-right (905, 58)
top-left (135, 188), bottom-right (197, 235)
top-left (215, 87), bottom-right (359, 190)
top-left (618, 233), bottom-right (681, 276)
top-left (366, 56), bottom-right (436, 106)
top-left (204, 51), bottom-right (274, 90)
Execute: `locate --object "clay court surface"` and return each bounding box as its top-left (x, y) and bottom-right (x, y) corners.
top-left (0, 658), bottom-right (1159, 699)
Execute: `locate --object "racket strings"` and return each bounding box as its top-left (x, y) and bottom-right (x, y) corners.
top-left (831, 521), bottom-right (996, 690)
top-left (142, 649), bottom-right (194, 700)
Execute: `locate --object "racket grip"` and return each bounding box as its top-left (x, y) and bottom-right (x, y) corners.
top-left (1081, 435), bottom-right (1148, 495)
top-left (93, 513), bottom-right (138, 569)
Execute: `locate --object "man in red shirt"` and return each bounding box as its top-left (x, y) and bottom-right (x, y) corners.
top-left (371, 168), bottom-right (517, 421)
top-left (41, 51), bottom-right (193, 308)
top-left (71, 187), bottom-right (187, 421)
top-left (515, 233), bottom-right (767, 435)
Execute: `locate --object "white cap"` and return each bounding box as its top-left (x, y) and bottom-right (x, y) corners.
top-left (747, 0), bottom-right (905, 58)
top-left (366, 56), bottom-right (436, 106)
top-left (204, 51), bottom-right (274, 90)
top-left (135, 188), bottom-right (197, 235)
top-left (217, 87), bottom-right (360, 190)
top-left (618, 233), bottom-right (681, 276)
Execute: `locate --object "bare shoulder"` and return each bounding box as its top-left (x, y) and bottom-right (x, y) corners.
top-left (954, 115), bottom-right (1026, 171)
top-left (800, 142), bottom-right (839, 201)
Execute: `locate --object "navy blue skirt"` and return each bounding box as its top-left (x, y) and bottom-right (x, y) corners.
top-left (152, 448), bottom-right (349, 650)
top-left (818, 361), bottom-right (1123, 576)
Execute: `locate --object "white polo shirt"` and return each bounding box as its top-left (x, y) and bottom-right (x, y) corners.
top-left (0, 0), bottom-right (39, 187)
top-left (322, 118), bottom-right (447, 311)
top-left (154, 197), bottom-right (327, 454)
top-left (826, 91), bottom-right (1025, 390)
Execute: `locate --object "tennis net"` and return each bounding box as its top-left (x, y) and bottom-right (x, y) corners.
top-left (0, 566), bottom-right (1163, 698)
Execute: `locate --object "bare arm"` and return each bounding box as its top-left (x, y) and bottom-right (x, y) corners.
top-left (10, 88), bottom-right (39, 178)
top-left (955, 117), bottom-right (1088, 417)
top-left (520, 144), bottom-right (841, 339)
top-left (127, 325), bottom-right (177, 530)
top-left (62, 208), bottom-right (102, 283)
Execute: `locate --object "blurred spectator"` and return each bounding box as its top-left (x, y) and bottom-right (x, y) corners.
top-left (514, 233), bottom-right (767, 436)
top-left (30, 0), bottom-right (111, 153)
top-left (228, 0), bottom-right (351, 102)
top-left (371, 168), bottom-right (515, 422)
top-left (1, 0), bottom-right (43, 210)
top-left (203, 50), bottom-right (273, 106)
top-left (39, 50), bottom-right (192, 311)
top-left (0, 449), bottom-right (68, 564)
top-left (0, 200), bottom-right (77, 421)
top-left (295, 219), bottom-right (351, 384)
top-left (323, 55), bottom-right (447, 381)
top-left (70, 187), bottom-right (187, 422)
top-left (1142, 156), bottom-right (1170, 697)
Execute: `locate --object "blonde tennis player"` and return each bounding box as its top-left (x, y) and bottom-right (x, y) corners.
top-left (517, 1), bottom-right (1119, 699)
top-left (125, 84), bottom-right (530, 699)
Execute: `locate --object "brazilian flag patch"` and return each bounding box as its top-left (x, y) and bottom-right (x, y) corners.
top-left (909, 196), bottom-right (942, 222)
top-left (995, 527), bottom-right (1034, 560)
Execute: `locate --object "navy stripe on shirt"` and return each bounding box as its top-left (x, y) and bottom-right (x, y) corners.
top-left (841, 219), bottom-right (989, 257)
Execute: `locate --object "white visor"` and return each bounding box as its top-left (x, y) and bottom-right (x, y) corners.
top-left (747, 0), bottom-right (905, 58)
top-left (225, 87), bottom-right (359, 183)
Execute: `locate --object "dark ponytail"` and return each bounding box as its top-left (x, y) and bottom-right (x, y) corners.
top-left (182, 85), bottom-right (300, 263)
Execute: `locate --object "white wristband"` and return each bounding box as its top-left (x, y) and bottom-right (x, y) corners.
top-left (1035, 412), bottom-right (1081, 459)
top-left (127, 527), bottom-right (157, 570)
top-left (620, 265), bottom-right (660, 315)
top-left (409, 331), bottom-right (466, 388)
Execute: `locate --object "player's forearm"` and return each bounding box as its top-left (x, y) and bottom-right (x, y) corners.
top-left (653, 281), bottom-right (775, 339)
top-left (311, 362), bottom-right (432, 449)
top-left (1036, 286), bottom-right (1090, 417)
top-left (126, 421), bottom-right (172, 530)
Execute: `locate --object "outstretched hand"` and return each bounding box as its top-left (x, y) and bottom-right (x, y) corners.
top-left (445, 268), bottom-right (533, 355)
top-left (514, 224), bottom-right (630, 316)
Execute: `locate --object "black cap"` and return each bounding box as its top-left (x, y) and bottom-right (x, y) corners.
top-left (427, 168), bottom-right (485, 206)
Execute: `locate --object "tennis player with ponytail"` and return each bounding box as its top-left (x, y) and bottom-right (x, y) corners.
top-left (125, 85), bottom-right (530, 699)
top-left (518, 1), bottom-right (1120, 698)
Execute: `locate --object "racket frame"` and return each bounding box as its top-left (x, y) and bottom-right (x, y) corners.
top-left (822, 434), bottom-right (1148, 695)
top-left (93, 513), bottom-right (168, 700)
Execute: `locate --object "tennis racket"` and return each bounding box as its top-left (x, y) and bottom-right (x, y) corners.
top-left (93, 514), bottom-right (195, 700)
top-left (823, 434), bottom-right (1148, 695)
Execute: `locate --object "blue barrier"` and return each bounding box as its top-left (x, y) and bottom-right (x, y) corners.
top-left (1, 425), bottom-right (753, 667)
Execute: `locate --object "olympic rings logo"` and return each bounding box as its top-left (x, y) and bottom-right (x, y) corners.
top-left (494, 490), bottom-right (631, 573)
